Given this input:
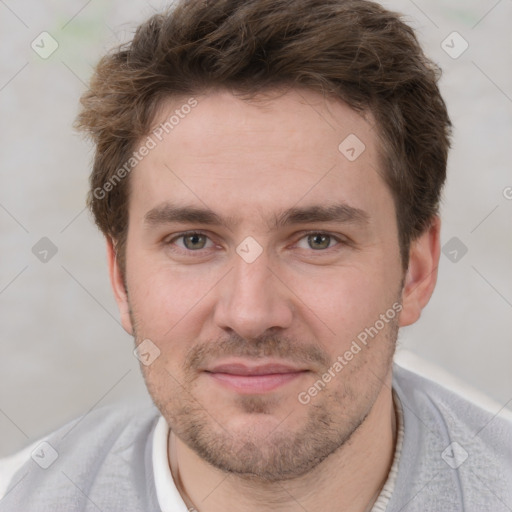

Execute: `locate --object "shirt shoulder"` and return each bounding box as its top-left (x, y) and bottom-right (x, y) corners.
top-left (394, 363), bottom-right (512, 441)
top-left (388, 364), bottom-right (512, 512)
top-left (0, 401), bottom-right (162, 512)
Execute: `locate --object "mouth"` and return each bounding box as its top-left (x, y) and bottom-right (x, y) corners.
top-left (203, 361), bottom-right (309, 393)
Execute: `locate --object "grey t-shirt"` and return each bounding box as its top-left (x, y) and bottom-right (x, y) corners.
top-left (0, 364), bottom-right (511, 511)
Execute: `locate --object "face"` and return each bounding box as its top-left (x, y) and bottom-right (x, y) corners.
top-left (109, 88), bottom-right (437, 481)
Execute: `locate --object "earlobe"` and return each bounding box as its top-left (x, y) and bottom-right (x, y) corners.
top-left (106, 238), bottom-right (134, 335)
top-left (399, 217), bottom-right (441, 327)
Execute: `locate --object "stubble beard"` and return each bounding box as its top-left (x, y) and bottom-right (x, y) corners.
top-left (133, 314), bottom-right (399, 483)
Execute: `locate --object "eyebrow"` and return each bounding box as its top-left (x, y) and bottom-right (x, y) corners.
top-left (274, 204), bottom-right (369, 228)
top-left (145, 204), bottom-right (224, 226)
top-left (143, 203), bottom-right (369, 230)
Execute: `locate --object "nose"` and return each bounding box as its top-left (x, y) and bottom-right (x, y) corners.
top-left (213, 251), bottom-right (294, 340)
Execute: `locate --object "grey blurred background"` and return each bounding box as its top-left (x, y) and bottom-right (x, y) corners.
top-left (1, 0), bottom-right (511, 457)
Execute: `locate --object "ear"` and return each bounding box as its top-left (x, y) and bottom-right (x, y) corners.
top-left (399, 216), bottom-right (441, 327)
top-left (106, 237), bottom-right (134, 335)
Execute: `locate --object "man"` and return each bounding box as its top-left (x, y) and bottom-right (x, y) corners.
top-left (1, 0), bottom-right (511, 510)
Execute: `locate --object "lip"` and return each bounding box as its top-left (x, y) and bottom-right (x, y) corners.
top-left (204, 360), bottom-right (308, 393)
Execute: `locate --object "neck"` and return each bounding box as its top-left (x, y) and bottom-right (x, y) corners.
top-left (169, 379), bottom-right (397, 512)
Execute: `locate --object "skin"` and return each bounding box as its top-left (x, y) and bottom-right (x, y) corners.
top-left (107, 88), bottom-right (440, 512)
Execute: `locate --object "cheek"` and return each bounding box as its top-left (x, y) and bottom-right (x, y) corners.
top-left (128, 267), bottom-right (209, 382)
top-left (290, 265), bottom-right (399, 348)
top-left (126, 256), bottom-right (203, 338)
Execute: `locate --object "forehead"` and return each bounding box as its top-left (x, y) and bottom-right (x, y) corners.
top-left (129, 88), bottom-right (392, 226)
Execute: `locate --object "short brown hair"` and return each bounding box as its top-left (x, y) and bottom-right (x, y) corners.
top-left (76, 0), bottom-right (451, 272)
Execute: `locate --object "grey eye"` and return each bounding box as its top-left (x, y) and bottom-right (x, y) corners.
top-left (182, 233), bottom-right (208, 250)
top-left (307, 233), bottom-right (332, 250)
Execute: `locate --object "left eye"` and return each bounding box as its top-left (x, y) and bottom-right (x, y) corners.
top-left (296, 233), bottom-right (339, 250)
top-left (173, 233), bottom-right (214, 250)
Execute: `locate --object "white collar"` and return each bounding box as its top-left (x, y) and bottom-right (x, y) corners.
top-left (152, 414), bottom-right (190, 512)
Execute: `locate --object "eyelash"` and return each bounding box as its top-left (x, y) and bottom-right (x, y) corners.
top-left (164, 230), bottom-right (348, 255)
top-left (164, 231), bottom-right (216, 256)
top-left (297, 230), bottom-right (346, 250)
